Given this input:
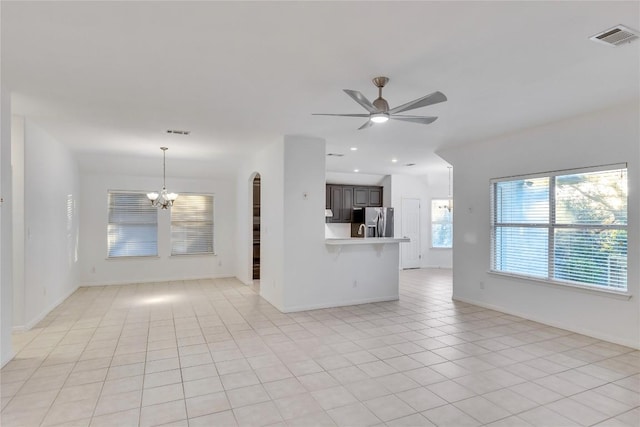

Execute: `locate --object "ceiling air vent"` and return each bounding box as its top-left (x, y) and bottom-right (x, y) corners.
top-left (590, 25), bottom-right (639, 47)
top-left (166, 129), bottom-right (190, 135)
top-left (327, 153), bottom-right (344, 157)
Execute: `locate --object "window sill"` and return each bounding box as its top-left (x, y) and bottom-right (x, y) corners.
top-left (430, 246), bottom-right (453, 250)
top-left (106, 256), bottom-right (160, 260)
top-left (488, 270), bottom-right (632, 300)
top-left (170, 253), bottom-right (216, 258)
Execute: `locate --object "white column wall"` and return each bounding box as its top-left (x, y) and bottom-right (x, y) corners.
top-left (1, 83), bottom-right (14, 366)
top-left (11, 115), bottom-right (24, 327)
top-left (235, 140), bottom-right (285, 309)
top-left (438, 101), bottom-right (639, 347)
top-left (79, 173), bottom-right (236, 285)
top-left (22, 120), bottom-right (81, 329)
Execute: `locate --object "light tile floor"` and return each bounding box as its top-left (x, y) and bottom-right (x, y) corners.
top-left (1, 269), bottom-right (638, 427)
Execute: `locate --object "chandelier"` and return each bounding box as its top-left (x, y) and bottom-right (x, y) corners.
top-left (147, 147), bottom-right (178, 209)
top-left (438, 166), bottom-right (453, 212)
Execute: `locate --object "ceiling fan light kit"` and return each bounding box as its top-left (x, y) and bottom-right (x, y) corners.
top-left (313, 76), bottom-right (447, 129)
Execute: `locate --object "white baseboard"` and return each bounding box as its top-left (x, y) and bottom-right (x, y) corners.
top-left (14, 284), bottom-right (79, 332)
top-left (79, 273), bottom-right (234, 287)
top-left (282, 295), bottom-right (399, 313)
top-left (1, 351), bottom-right (16, 368)
top-left (452, 295), bottom-right (640, 350)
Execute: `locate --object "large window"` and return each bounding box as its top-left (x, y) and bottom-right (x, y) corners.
top-left (491, 165), bottom-right (628, 292)
top-left (171, 194), bottom-right (214, 255)
top-left (431, 199), bottom-right (453, 248)
top-left (108, 191), bottom-right (158, 257)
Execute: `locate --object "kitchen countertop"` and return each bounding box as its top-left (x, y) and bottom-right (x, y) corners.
top-left (325, 237), bottom-right (410, 245)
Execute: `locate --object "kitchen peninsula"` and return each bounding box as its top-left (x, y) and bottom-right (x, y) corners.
top-left (319, 181), bottom-right (409, 310)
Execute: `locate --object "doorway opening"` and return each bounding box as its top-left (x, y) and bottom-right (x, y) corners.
top-left (252, 174), bottom-right (261, 280)
top-left (401, 198), bottom-right (421, 269)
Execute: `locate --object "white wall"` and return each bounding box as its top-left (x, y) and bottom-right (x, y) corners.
top-left (80, 173), bottom-right (236, 285)
top-left (11, 116), bottom-right (24, 327)
top-left (1, 83), bottom-right (14, 366)
top-left (325, 172), bottom-right (386, 186)
top-left (390, 172), bottom-right (453, 269)
top-left (438, 101), bottom-right (639, 348)
top-left (21, 120), bottom-right (81, 329)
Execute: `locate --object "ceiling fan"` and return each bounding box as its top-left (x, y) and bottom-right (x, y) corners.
top-left (313, 77), bottom-right (447, 130)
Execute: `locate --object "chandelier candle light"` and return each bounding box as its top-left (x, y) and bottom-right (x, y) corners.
top-left (147, 147), bottom-right (178, 209)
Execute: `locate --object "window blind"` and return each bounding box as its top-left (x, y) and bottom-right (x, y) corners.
top-left (107, 191), bottom-right (158, 257)
top-left (491, 165), bottom-right (627, 291)
top-left (171, 194), bottom-right (214, 255)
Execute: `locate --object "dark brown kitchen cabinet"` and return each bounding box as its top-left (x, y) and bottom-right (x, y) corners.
top-left (326, 184), bottom-right (383, 223)
top-left (353, 187), bottom-right (369, 207)
top-left (342, 187), bottom-right (354, 222)
top-left (368, 187), bottom-right (382, 207)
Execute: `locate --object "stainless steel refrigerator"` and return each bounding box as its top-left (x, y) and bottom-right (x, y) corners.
top-left (352, 207), bottom-right (394, 238)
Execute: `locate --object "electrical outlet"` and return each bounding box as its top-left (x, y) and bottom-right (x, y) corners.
top-left (218, 260), bottom-right (222, 267)
top-left (479, 281), bottom-right (485, 290)
top-left (352, 280), bottom-right (357, 288)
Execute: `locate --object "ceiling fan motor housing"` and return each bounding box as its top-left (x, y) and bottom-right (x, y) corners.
top-left (372, 76), bottom-right (390, 112)
top-left (373, 97), bottom-right (389, 112)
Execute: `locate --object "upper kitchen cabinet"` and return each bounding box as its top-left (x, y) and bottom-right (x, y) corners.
top-left (326, 184), bottom-right (383, 223)
top-left (367, 187), bottom-right (382, 207)
top-left (354, 187), bottom-right (383, 207)
top-left (327, 185), bottom-right (353, 223)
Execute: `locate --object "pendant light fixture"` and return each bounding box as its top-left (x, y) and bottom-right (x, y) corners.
top-left (147, 147), bottom-right (178, 209)
top-left (438, 166), bottom-right (453, 212)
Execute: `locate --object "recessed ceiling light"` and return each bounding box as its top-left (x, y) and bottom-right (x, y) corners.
top-left (354, 169), bottom-right (359, 173)
top-left (350, 147), bottom-right (358, 151)
top-left (391, 158), bottom-right (398, 163)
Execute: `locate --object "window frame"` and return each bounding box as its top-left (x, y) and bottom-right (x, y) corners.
top-left (170, 192), bottom-right (215, 257)
top-left (107, 190), bottom-right (159, 259)
top-left (431, 198), bottom-right (453, 249)
top-left (490, 163), bottom-right (628, 295)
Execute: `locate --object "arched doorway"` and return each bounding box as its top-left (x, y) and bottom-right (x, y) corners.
top-left (252, 174), bottom-right (261, 280)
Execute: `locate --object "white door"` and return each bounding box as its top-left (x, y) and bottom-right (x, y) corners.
top-left (401, 198), bottom-right (421, 269)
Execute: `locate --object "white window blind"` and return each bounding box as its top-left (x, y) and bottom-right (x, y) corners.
top-left (171, 194), bottom-right (214, 255)
top-left (491, 165), bottom-right (628, 291)
top-left (107, 191), bottom-right (158, 257)
top-left (431, 199), bottom-right (453, 248)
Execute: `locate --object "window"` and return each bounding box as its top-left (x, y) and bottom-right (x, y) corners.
top-left (491, 165), bottom-right (628, 292)
top-left (108, 191), bottom-right (158, 257)
top-left (431, 199), bottom-right (453, 248)
top-left (171, 194), bottom-right (214, 255)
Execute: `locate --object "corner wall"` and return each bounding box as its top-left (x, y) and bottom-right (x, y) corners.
top-left (21, 120), bottom-right (81, 329)
top-left (235, 139), bottom-right (285, 309)
top-left (438, 101), bottom-right (639, 347)
top-left (390, 172), bottom-right (453, 269)
top-left (1, 82), bottom-right (14, 366)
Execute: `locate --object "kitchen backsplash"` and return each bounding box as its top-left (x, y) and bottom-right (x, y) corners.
top-left (325, 223), bottom-right (350, 238)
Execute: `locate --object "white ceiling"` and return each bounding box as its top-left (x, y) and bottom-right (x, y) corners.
top-left (2, 1), bottom-right (638, 178)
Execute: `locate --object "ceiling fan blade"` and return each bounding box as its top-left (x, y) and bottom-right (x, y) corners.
top-left (311, 113), bottom-right (370, 117)
top-left (344, 89), bottom-right (378, 113)
top-left (358, 120), bottom-right (374, 130)
top-left (390, 116), bottom-right (438, 125)
top-left (388, 91), bottom-right (447, 115)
